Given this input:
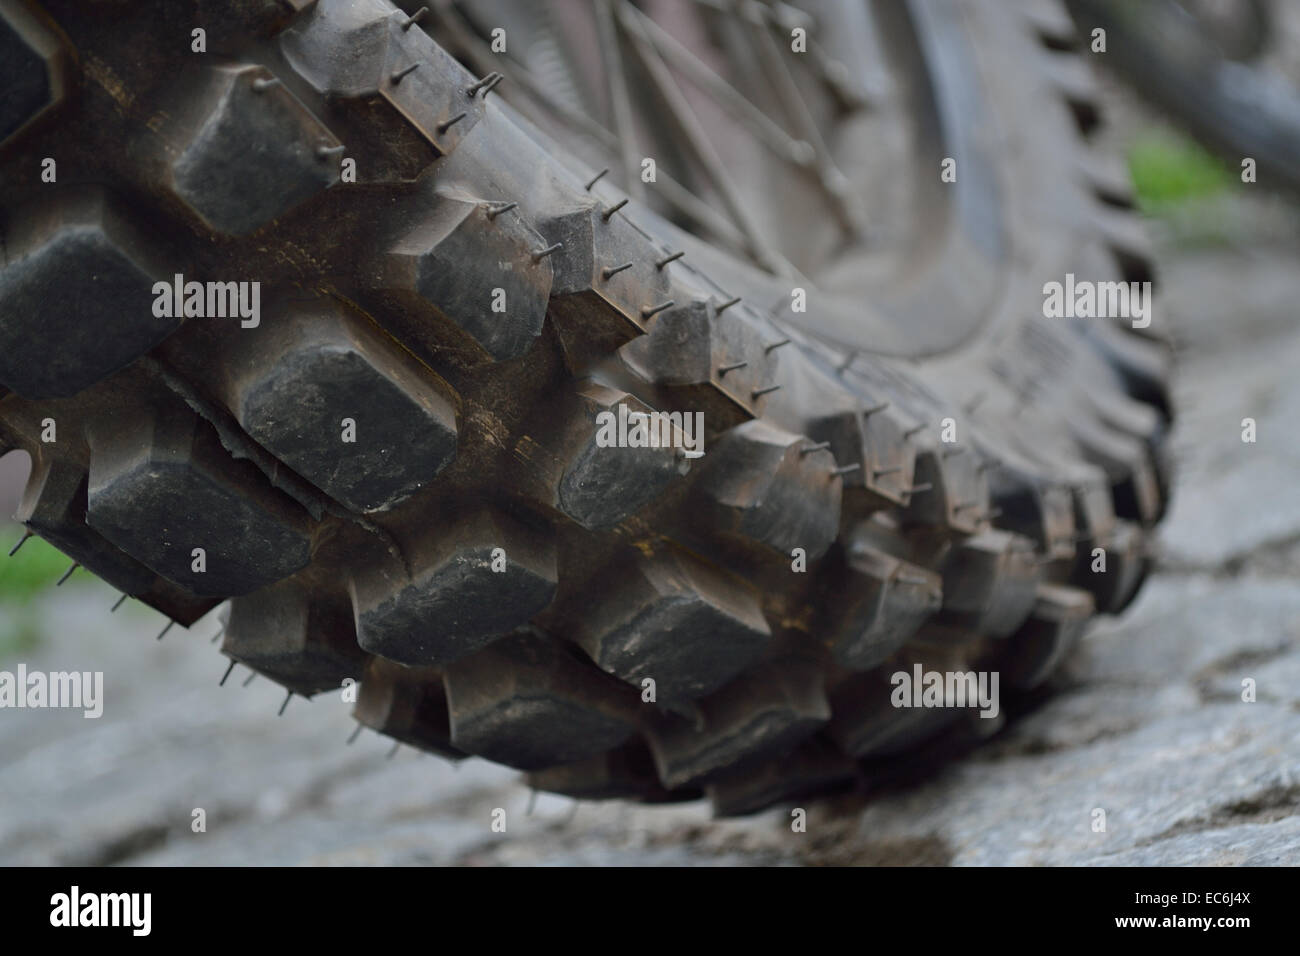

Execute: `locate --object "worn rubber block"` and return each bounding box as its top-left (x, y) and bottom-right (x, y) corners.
top-left (351, 510), bottom-right (557, 666)
top-left (87, 406), bottom-right (313, 596)
top-left (444, 630), bottom-right (639, 770)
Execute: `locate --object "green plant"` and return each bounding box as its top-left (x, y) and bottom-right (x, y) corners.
top-left (0, 526), bottom-right (79, 604)
top-left (1128, 130), bottom-right (1232, 208)
top-left (0, 525), bottom-right (87, 660)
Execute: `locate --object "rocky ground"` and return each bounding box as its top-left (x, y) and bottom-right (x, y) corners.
top-left (2, 90), bottom-right (1299, 867)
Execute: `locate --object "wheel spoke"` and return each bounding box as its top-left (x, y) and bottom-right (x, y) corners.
top-left (738, 5), bottom-right (865, 234)
top-left (594, 0), bottom-right (646, 200)
top-left (619, 2), bottom-right (813, 168)
top-left (432, 0), bottom-right (850, 273)
top-left (622, 1), bottom-right (862, 238)
top-left (616, 1), bottom-right (785, 272)
top-left (432, 0), bottom-right (726, 229)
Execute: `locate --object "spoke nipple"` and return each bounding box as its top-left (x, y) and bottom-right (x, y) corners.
top-left (278, 689), bottom-right (293, 716)
top-left (56, 562), bottom-right (79, 586)
top-left (655, 250), bottom-right (685, 270)
top-left (800, 441), bottom-right (831, 456)
top-left (156, 620), bottom-right (176, 641)
top-left (111, 593), bottom-right (129, 613)
top-left (873, 466), bottom-right (903, 479)
top-left (752, 384), bottom-right (783, 399)
top-left (602, 261), bottom-right (634, 280)
top-left (220, 660), bottom-right (236, 687)
top-left (905, 483), bottom-right (934, 495)
top-left (718, 361), bottom-right (748, 376)
top-left (532, 242), bottom-right (562, 262)
top-left (831, 462), bottom-right (861, 477)
top-left (402, 6), bottom-right (429, 30)
top-left (481, 74), bottom-right (503, 97)
top-left (242, 671), bottom-right (256, 687)
top-left (251, 77), bottom-right (281, 93)
top-left (863, 401), bottom-right (890, 417)
top-left (585, 168), bottom-right (610, 191)
top-left (903, 424), bottom-right (926, 440)
top-left (716, 296), bottom-right (741, 313)
top-left (765, 339), bottom-right (791, 353)
top-left (347, 724), bottom-right (364, 745)
top-left (601, 197), bottom-right (629, 220)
